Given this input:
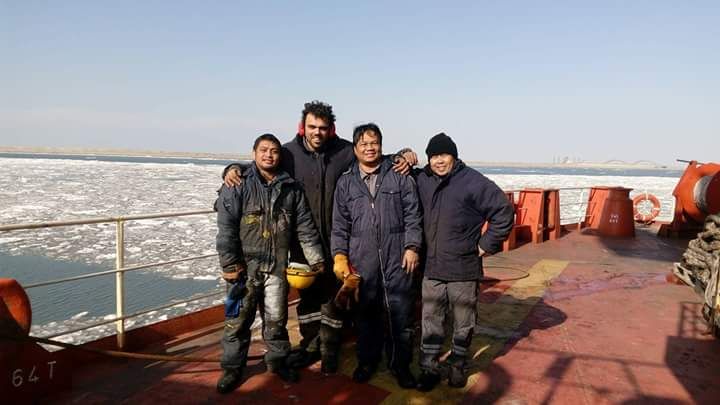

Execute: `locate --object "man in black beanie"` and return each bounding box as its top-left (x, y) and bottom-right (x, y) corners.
top-left (414, 133), bottom-right (514, 391)
top-left (424, 132), bottom-right (458, 161)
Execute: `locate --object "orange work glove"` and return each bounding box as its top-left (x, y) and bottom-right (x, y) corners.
top-left (333, 253), bottom-right (350, 281)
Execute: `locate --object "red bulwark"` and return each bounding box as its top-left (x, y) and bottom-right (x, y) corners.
top-left (17, 226), bottom-right (720, 404)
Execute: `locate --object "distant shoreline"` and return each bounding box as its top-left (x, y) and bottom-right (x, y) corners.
top-left (0, 146), bottom-right (681, 171)
top-left (0, 146), bottom-right (252, 161)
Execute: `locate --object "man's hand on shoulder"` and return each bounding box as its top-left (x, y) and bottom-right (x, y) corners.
top-left (392, 148), bottom-right (418, 176)
top-left (224, 166), bottom-right (243, 187)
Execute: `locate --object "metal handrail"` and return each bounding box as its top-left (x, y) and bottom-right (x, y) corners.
top-left (559, 202), bottom-right (586, 207)
top-left (505, 187), bottom-right (591, 225)
top-left (560, 215), bottom-right (591, 221)
top-left (41, 289), bottom-right (225, 339)
top-left (0, 209), bottom-right (215, 231)
top-left (23, 253), bottom-right (218, 289)
top-left (505, 187), bottom-right (591, 193)
top-left (1, 186), bottom-right (600, 346)
top-left (0, 209), bottom-right (218, 348)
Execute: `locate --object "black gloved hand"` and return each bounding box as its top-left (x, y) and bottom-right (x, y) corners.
top-left (222, 263), bottom-right (245, 284)
top-left (310, 262), bottom-right (325, 274)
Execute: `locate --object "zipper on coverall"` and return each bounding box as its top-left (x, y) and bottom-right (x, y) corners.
top-left (368, 176), bottom-right (398, 370)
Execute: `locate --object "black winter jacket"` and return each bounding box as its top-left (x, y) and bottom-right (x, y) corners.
top-left (281, 135), bottom-right (355, 259)
top-left (216, 164), bottom-right (324, 277)
top-left (415, 160), bottom-right (514, 281)
top-left (331, 158), bottom-right (423, 301)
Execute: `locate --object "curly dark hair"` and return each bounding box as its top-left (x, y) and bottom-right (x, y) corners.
top-left (301, 100), bottom-right (336, 125)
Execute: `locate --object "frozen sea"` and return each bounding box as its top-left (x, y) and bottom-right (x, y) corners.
top-left (0, 155), bottom-right (681, 345)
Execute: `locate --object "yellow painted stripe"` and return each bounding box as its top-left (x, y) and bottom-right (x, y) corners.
top-left (367, 259), bottom-right (570, 404)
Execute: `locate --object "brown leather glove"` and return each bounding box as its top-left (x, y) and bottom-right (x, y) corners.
top-left (334, 273), bottom-right (361, 310)
top-left (342, 272), bottom-right (360, 289)
top-left (310, 262), bottom-right (325, 274)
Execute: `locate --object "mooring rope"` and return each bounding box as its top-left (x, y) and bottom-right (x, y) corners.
top-left (679, 214), bottom-right (720, 335)
top-left (680, 214), bottom-right (720, 287)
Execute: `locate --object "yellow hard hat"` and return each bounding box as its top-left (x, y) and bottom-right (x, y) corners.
top-left (286, 262), bottom-right (321, 290)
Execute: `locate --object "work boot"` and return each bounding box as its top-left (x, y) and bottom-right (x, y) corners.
top-left (321, 355), bottom-right (338, 374)
top-left (352, 363), bottom-right (377, 383)
top-left (273, 364), bottom-right (300, 383)
top-left (286, 348), bottom-right (320, 368)
top-left (447, 365), bottom-right (468, 388)
top-left (416, 371), bottom-right (441, 392)
top-left (392, 367), bottom-right (416, 389)
top-left (437, 362), bottom-right (450, 379)
top-left (216, 369), bottom-right (243, 394)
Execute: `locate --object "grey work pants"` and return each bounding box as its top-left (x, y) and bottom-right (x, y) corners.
top-left (221, 272), bottom-right (290, 371)
top-left (419, 278), bottom-right (478, 372)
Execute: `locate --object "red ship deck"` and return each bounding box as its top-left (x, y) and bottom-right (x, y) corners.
top-left (47, 227), bottom-right (720, 404)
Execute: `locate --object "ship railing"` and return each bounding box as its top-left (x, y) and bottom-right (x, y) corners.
top-left (503, 187), bottom-right (592, 226)
top-left (0, 209), bottom-right (218, 349)
top-left (0, 188), bottom-right (594, 349)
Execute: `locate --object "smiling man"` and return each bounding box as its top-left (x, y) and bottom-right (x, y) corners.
top-left (215, 133), bottom-right (324, 393)
top-left (414, 132), bottom-right (515, 391)
top-left (331, 123), bottom-right (422, 388)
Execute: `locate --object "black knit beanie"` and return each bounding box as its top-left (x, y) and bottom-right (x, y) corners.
top-left (425, 132), bottom-right (458, 159)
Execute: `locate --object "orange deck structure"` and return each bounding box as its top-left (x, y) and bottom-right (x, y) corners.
top-left (21, 225), bottom-right (717, 404)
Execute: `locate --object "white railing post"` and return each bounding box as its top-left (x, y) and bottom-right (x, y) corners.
top-left (115, 219), bottom-right (126, 349)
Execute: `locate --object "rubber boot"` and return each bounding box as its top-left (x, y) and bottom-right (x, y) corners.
top-left (416, 371), bottom-right (441, 392)
top-left (392, 366), bottom-right (416, 389)
top-left (286, 348), bottom-right (320, 368)
top-left (216, 369), bottom-right (243, 394)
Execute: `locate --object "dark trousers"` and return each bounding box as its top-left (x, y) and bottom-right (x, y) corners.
top-left (419, 278), bottom-right (478, 372)
top-left (356, 283), bottom-right (415, 371)
top-left (221, 272), bottom-right (290, 371)
top-left (296, 267), bottom-right (343, 358)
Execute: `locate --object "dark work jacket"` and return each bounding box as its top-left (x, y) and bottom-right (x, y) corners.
top-left (415, 160), bottom-right (514, 281)
top-left (216, 164), bottom-right (324, 277)
top-left (281, 135), bottom-right (355, 261)
top-left (220, 136), bottom-right (413, 264)
top-left (331, 158), bottom-right (423, 302)
top-left (221, 135), bottom-right (355, 263)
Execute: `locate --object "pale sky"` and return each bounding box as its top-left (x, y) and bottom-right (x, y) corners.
top-left (1, 1), bottom-right (718, 165)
